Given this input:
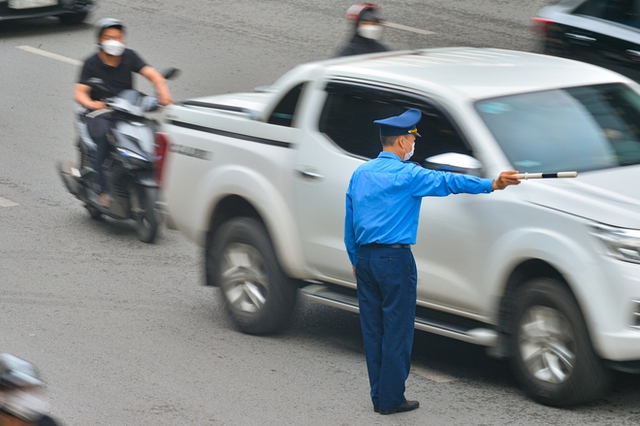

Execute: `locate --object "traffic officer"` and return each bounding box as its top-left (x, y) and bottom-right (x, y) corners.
top-left (344, 108), bottom-right (520, 415)
top-left (334, 3), bottom-right (389, 57)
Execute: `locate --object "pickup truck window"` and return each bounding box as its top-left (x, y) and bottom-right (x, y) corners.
top-left (475, 83), bottom-right (640, 172)
top-left (267, 83), bottom-right (305, 127)
top-left (319, 83), bottom-right (473, 161)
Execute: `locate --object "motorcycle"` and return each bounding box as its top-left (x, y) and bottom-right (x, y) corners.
top-left (58, 68), bottom-right (179, 243)
top-left (0, 353), bottom-right (61, 425)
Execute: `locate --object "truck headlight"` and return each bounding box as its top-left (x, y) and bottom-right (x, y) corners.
top-left (591, 224), bottom-right (640, 264)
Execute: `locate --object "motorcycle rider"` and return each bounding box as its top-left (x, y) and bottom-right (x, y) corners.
top-left (0, 354), bottom-right (60, 426)
top-left (74, 18), bottom-right (173, 209)
top-left (334, 3), bottom-right (389, 57)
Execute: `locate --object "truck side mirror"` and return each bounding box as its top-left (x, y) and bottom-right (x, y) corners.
top-left (423, 152), bottom-right (483, 176)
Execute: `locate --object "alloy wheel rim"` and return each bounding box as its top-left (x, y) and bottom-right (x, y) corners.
top-left (220, 242), bottom-right (268, 313)
top-left (518, 305), bottom-right (576, 384)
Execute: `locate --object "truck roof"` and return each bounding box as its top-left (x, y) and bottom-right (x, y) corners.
top-left (315, 47), bottom-right (630, 100)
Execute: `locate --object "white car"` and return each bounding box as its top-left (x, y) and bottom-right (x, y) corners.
top-left (159, 48), bottom-right (640, 407)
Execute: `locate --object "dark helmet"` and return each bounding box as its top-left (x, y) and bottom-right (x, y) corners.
top-left (96, 17), bottom-right (125, 39)
top-left (346, 3), bottom-right (381, 24)
top-left (0, 354), bottom-right (43, 390)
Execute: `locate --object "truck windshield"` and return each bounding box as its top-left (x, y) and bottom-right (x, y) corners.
top-left (475, 83), bottom-right (640, 173)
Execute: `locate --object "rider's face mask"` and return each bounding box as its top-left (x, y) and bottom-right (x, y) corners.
top-left (0, 388), bottom-right (49, 422)
top-left (357, 23), bottom-right (383, 40)
top-left (101, 39), bottom-right (126, 57)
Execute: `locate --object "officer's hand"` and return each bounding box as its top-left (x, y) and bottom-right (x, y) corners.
top-left (492, 170), bottom-right (521, 190)
top-left (352, 266), bottom-right (356, 279)
top-left (90, 101), bottom-right (106, 110)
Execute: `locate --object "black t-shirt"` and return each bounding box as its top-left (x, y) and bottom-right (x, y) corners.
top-left (78, 48), bottom-right (147, 100)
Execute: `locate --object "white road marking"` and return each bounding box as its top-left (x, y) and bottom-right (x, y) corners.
top-left (412, 365), bottom-right (456, 383)
top-left (16, 45), bottom-right (82, 66)
top-left (384, 22), bottom-right (436, 36)
top-left (0, 197), bottom-right (19, 207)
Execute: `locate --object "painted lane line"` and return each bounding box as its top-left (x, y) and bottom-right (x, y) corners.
top-left (0, 197), bottom-right (19, 207)
top-left (384, 22), bottom-right (436, 36)
top-left (16, 45), bottom-right (82, 66)
top-left (412, 365), bottom-right (456, 383)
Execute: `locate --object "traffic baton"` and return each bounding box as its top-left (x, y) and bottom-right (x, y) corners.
top-left (516, 171), bottom-right (578, 180)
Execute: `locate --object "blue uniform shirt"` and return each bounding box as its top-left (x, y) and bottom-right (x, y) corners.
top-left (344, 152), bottom-right (494, 265)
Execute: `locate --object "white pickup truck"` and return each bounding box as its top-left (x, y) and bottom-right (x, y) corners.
top-left (159, 48), bottom-right (640, 406)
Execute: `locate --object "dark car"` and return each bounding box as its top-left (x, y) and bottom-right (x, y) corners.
top-left (0, 0), bottom-right (95, 25)
top-left (533, 0), bottom-right (640, 82)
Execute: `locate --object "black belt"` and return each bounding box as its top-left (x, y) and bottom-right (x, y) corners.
top-left (362, 243), bottom-right (411, 249)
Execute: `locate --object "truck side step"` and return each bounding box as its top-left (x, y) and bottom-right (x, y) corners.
top-left (300, 283), bottom-right (497, 347)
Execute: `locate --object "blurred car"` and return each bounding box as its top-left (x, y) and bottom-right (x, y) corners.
top-left (533, 0), bottom-right (640, 82)
top-left (0, 0), bottom-right (95, 25)
top-left (160, 47), bottom-right (640, 407)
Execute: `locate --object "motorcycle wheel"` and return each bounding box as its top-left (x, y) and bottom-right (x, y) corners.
top-left (136, 186), bottom-right (160, 243)
top-left (85, 204), bottom-right (102, 220)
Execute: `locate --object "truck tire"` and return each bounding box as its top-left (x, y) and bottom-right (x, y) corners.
top-left (508, 278), bottom-right (611, 406)
top-left (209, 218), bottom-right (297, 335)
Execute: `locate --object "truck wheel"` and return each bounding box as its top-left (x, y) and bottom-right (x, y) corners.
top-left (508, 278), bottom-right (611, 406)
top-left (210, 218), bottom-right (297, 335)
top-left (136, 186), bottom-right (159, 243)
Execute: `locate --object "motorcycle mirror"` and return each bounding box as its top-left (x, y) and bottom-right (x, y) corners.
top-left (162, 68), bottom-right (181, 80)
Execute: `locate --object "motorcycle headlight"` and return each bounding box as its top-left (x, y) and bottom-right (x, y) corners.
top-left (591, 224), bottom-right (640, 264)
top-left (116, 147), bottom-right (148, 163)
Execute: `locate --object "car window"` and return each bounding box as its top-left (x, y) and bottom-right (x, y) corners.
top-left (318, 82), bottom-right (474, 162)
top-left (475, 83), bottom-right (640, 173)
top-left (575, 0), bottom-right (640, 28)
top-left (267, 83), bottom-right (305, 127)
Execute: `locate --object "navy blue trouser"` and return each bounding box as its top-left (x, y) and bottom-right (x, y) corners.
top-left (356, 245), bottom-right (417, 411)
top-left (86, 113), bottom-right (113, 194)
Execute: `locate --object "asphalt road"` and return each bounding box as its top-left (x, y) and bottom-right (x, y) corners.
top-left (1, 1), bottom-right (639, 425)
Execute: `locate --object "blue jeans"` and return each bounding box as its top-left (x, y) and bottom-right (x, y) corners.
top-left (356, 245), bottom-right (417, 411)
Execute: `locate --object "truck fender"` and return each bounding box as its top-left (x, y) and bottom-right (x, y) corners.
top-left (192, 164), bottom-right (307, 279)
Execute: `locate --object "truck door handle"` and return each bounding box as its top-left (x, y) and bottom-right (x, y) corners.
top-left (565, 33), bottom-right (596, 42)
top-left (296, 168), bottom-right (324, 180)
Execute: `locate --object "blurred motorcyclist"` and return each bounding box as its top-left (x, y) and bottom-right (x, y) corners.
top-left (0, 354), bottom-right (60, 426)
top-left (334, 3), bottom-right (389, 57)
top-left (74, 18), bottom-right (173, 209)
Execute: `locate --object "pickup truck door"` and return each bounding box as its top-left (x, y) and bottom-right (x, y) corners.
top-left (292, 80), bottom-right (369, 284)
top-left (292, 80), bottom-right (491, 316)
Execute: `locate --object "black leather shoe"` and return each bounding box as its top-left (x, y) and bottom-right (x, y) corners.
top-left (373, 406), bottom-right (379, 413)
top-left (380, 400), bottom-right (419, 415)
